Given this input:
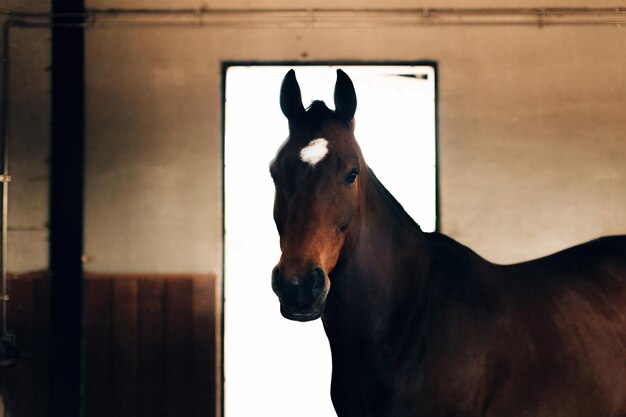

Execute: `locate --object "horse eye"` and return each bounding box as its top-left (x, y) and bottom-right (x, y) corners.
top-left (345, 168), bottom-right (360, 185)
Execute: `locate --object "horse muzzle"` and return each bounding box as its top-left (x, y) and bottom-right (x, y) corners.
top-left (271, 265), bottom-right (328, 322)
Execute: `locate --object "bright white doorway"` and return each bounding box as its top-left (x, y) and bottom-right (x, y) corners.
top-left (224, 65), bottom-right (436, 417)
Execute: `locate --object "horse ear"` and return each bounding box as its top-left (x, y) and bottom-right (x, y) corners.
top-left (280, 69), bottom-right (305, 121)
top-left (334, 69), bottom-right (357, 121)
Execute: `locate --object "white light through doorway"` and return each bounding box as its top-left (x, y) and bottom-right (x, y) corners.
top-left (224, 65), bottom-right (436, 417)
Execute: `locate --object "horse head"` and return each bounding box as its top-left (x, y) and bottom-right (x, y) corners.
top-left (270, 69), bottom-right (364, 322)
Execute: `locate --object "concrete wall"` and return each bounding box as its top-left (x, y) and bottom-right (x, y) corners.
top-left (3, 2), bottom-right (626, 276)
top-left (1, 4), bottom-right (51, 272)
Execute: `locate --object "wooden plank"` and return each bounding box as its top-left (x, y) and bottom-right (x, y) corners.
top-left (138, 279), bottom-right (166, 417)
top-left (192, 275), bottom-right (217, 417)
top-left (31, 277), bottom-right (51, 417)
top-left (83, 279), bottom-right (113, 417)
top-left (3, 277), bottom-right (34, 417)
top-left (112, 279), bottom-right (139, 417)
top-left (164, 279), bottom-right (194, 417)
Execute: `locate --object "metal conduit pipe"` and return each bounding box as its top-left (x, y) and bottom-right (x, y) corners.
top-left (0, 19), bottom-right (18, 367)
top-left (0, 7), bottom-right (625, 28)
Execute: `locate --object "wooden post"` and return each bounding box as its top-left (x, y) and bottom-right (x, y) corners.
top-left (49, 1), bottom-right (85, 416)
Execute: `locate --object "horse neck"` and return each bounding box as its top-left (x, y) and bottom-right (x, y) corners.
top-left (325, 168), bottom-right (432, 341)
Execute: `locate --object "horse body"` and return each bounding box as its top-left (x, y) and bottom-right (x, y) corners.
top-left (271, 69), bottom-right (626, 417)
top-left (324, 166), bottom-right (626, 417)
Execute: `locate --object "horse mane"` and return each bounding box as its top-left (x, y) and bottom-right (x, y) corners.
top-left (367, 167), bottom-right (424, 235)
top-left (367, 167), bottom-right (496, 305)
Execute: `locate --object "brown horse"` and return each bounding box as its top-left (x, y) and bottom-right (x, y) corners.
top-left (270, 69), bottom-right (626, 417)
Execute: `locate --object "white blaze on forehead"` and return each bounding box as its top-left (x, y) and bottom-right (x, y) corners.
top-left (299, 138), bottom-right (329, 167)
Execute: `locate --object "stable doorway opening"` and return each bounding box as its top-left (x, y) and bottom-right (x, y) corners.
top-left (224, 64), bottom-right (437, 417)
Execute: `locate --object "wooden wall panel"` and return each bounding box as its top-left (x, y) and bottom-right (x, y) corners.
top-left (112, 280), bottom-right (139, 417)
top-left (0, 273), bottom-right (218, 417)
top-left (84, 279), bottom-right (113, 417)
top-left (31, 278), bottom-right (51, 417)
top-left (3, 277), bottom-right (35, 417)
top-left (137, 279), bottom-right (166, 417)
top-left (164, 279), bottom-right (194, 417)
top-left (192, 277), bottom-right (217, 417)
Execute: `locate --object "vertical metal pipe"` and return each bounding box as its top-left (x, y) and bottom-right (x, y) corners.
top-left (0, 20), bottom-right (11, 338)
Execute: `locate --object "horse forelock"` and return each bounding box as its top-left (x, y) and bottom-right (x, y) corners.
top-left (305, 100), bottom-right (338, 124)
top-left (289, 100), bottom-right (352, 141)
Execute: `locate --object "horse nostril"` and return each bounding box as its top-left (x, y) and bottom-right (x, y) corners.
top-left (309, 267), bottom-right (326, 298)
top-left (272, 265), bottom-right (326, 303)
top-left (271, 267), bottom-right (286, 297)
